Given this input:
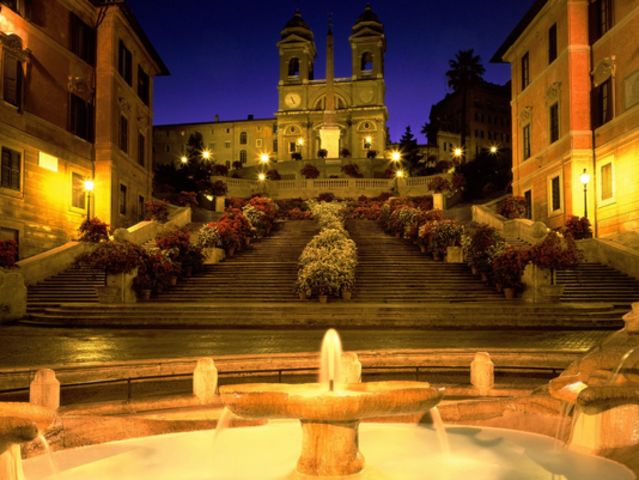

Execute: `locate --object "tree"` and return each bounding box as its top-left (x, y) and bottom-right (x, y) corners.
top-left (445, 49), bottom-right (485, 150)
top-left (398, 126), bottom-right (422, 175)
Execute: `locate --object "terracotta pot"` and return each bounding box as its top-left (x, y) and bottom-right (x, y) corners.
top-left (419, 245), bottom-right (427, 254)
top-left (395, 233), bottom-right (401, 238)
top-left (226, 247), bottom-right (235, 258)
top-left (319, 295), bottom-right (328, 304)
top-left (169, 276), bottom-right (178, 286)
top-left (471, 266), bottom-right (478, 276)
top-left (299, 292), bottom-right (306, 301)
top-left (503, 287), bottom-right (515, 300)
top-left (480, 272), bottom-right (489, 283)
top-left (495, 283), bottom-right (503, 293)
top-left (342, 290), bottom-right (352, 301)
top-left (184, 266), bottom-right (193, 278)
top-left (433, 253), bottom-right (441, 262)
top-left (140, 289), bottom-right (152, 301)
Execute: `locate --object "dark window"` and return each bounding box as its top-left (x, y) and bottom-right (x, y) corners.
top-left (361, 52), bottom-right (373, 72)
top-left (550, 103), bottom-right (559, 143)
top-left (593, 78), bottom-right (613, 128)
top-left (70, 13), bottom-right (95, 65)
top-left (521, 52), bottom-right (530, 90)
top-left (273, 139), bottom-right (278, 153)
top-left (1, 146), bottom-right (21, 190)
top-left (239, 132), bottom-right (247, 145)
top-left (119, 184), bottom-right (127, 215)
top-left (3, 51), bottom-right (23, 108)
top-left (71, 172), bottom-right (86, 209)
top-left (137, 133), bottom-right (145, 166)
top-left (137, 66), bottom-right (150, 105)
top-left (138, 195), bottom-right (145, 221)
top-left (289, 142), bottom-right (296, 153)
top-left (0, 0), bottom-right (17, 11)
top-left (239, 150), bottom-right (247, 164)
top-left (601, 163), bottom-right (613, 201)
top-left (548, 24), bottom-right (558, 63)
top-left (288, 57), bottom-right (300, 77)
top-left (69, 94), bottom-right (94, 141)
top-left (524, 190), bottom-right (532, 219)
top-left (590, 0), bottom-right (614, 42)
top-left (523, 124), bottom-right (531, 160)
top-left (119, 115), bottom-right (128, 153)
top-left (551, 176), bottom-right (561, 212)
top-left (118, 40), bottom-right (132, 85)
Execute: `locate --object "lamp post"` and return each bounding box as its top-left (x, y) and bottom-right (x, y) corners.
top-left (452, 147), bottom-right (464, 163)
top-left (84, 179), bottom-right (95, 222)
top-left (258, 172), bottom-right (267, 195)
top-left (390, 150), bottom-right (402, 194)
top-left (201, 149), bottom-right (211, 161)
top-left (180, 155), bottom-right (188, 165)
top-left (580, 168), bottom-right (591, 219)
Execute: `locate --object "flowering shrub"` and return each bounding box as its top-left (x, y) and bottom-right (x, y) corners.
top-left (214, 220), bottom-right (243, 253)
top-left (266, 169), bottom-right (281, 181)
top-left (156, 227), bottom-right (191, 254)
top-left (242, 205), bottom-right (269, 237)
top-left (176, 191), bottom-right (199, 208)
top-left (528, 231), bottom-right (581, 271)
top-left (155, 227), bottom-right (204, 275)
top-left (350, 203), bottom-right (382, 220)
top-left (248, 196), bottom-right (279, 224)
top-left (221, 208), bottom-right (255, 240)
top-left (78, 218), bottom-right (109, 243)
top-left (228, 197), bottom-right (247, 209)
top-left (144, 200), bottom-right (170, 223)
top-left (497, 196), bottom-right (526, 219)
top-left (297, 201), bottom-right (357, 298)
top-left (300, 164), bottom-right (320, 179)
top-left (428, 220), bottom-right (464, 258)
top-left (211, 180), bottom-right (228, 196)
top-left (134, 251), bottom-right (179, 293)
top-left (411, 196), bottom-right (434, 211)
top-left (195, 224), bottom-right (222, 249)
top-left (452, 173), bottom-right (466, 192)
top-left (78, 241), bottom-right (145, 274)
top-left (563, 216), bottom-right (592, 240)
top-left (428, 176), bottom-right (452, 193)
top-left (318, 192), bottom-right (336, 203)
top-left (492, 247), bottom-right (529, 289)
top-left (0, 240), bottom-right (19, 268)
top-left (466, 224), bottom-right (505, 273)
top-left (286, 208), bottom-right (313, 220)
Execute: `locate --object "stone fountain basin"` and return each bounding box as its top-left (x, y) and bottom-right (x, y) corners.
top-left (549, 374), bottom-right (639, 414)
top-left (0, 402), bottom-right (55, 451)
top-left (219, 381), bottom-right (443, 421)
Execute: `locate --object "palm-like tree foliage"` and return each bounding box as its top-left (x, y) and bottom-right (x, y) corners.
top-left (445, 49), bottom-right (485, 151)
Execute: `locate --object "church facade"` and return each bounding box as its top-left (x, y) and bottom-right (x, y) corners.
top-left (154, 6), bottom-right (388, 168)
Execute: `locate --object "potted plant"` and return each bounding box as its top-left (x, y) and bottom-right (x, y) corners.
top-left (492, 247), bottom-right (529, 299)
top-left (366, 149), bottom-right (377, 159)
top-left (291, 152), bottom-right (303, 161)
top-left (497, 196), bottom-right (527, 219)
top-left (176, 191), bottom-right (199, 209)
top-left (525, 231), bottom-right (581, 302)
top-left (0, 240), bottom-right (19, 269)
top-left (266, 169), bottom-right (281, 181)
top-left (78, 218), bottom-right (109, 243)
top-left (467, 225), bottom-right (504, 280)
top-left (196, 223), bottom-right (225, 264)
top-left (429, 220), bottom-right (463, 261)
top-left (563, 216), bottom-right (592, 239)
top-left (211, 164), bottom-right (229, 176)
top-left (341, 164), bottom-right (364, 178)
top-left (211, 180), bottom-right (228, 213)
top-left (317, 149), bottom-right (328, 159)
top-left (340, 148), bottom-right (351, 159)
top-left (144, 200), bottom-right (170, 223)
top-left (300, 164), bottom-right (320, 179)
top-left (77, 241), bottom-right (144, 303)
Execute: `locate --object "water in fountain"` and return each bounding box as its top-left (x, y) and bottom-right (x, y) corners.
top-left (319, 328), bottom-right (342, 391)
top-left (553, 401), bottom-right (575, 449)
top-left (37, 433), bottom-right (57, 476)
top-left (609, 346), bottom-right (639, 384)
top-left (429, 407), bottom-right (450, 457)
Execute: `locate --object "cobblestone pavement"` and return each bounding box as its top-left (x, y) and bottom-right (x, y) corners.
top-left (0, 326), bottom-right (610, 368)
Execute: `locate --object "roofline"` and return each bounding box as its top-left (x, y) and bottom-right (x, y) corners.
top-left (154, 117), bottom-right (277, 128)
top-left (490, 0), bottom-right (548, 63)
top-left (93, 1), bottom-right (170, 76)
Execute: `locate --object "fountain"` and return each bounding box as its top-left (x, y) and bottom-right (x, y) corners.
top-left (0, 402), bottom-right (55, 480)
top-left (18, 325), bottom-right (639, 479)
top-left (220, 329), bottom-right (444, 477)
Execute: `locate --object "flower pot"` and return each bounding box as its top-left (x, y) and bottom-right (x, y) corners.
top-left (480, 272), bottom-right (489, 283)
top-left (226, 247), bottom-right (235, 258)
top-left (140, 289), bottom-right (152, 301)
top-left (319, 295), bottom-right (328, 304)
top-left (395, 233), bottom-right (401, 239)
top-left (299, 292), bottom-right (306, 301)
top-left (446, 246), bottom-right (463, 263)
top-left (169, 275), bottom-right (178, 286)
top-left (184, 266), bottom-right (193, 278)
top-left (342, 290), bottom-right (352, 301)
top-left (495, 283), bottom-right (503, 293)
top-left (471, 266), bottom-right (478, 276)
top-left (419, 245), bottom-right (427, 254)
top-left (503, 287), bottom-right (515, 300)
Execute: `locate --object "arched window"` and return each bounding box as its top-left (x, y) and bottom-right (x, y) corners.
top-left (239, 150), bottom-right (247, 164)
top-left (239, 132), bottom-right (247, 144)
top-left (361, 52), bottom-right (373, 73)
top-left (288, 57), bottom-right (300, 77)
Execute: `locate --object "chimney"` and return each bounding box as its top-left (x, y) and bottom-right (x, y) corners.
top-left (248, 114), bottom-right (254, 120)
top-left (214, 114), bottom-right (220, 122)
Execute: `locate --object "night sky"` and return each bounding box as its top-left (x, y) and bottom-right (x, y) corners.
top-left (127, 0), bottom-right (531, 142)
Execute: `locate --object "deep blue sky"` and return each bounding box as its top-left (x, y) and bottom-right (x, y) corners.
top-left (128, 1), bottom-right (531, 142)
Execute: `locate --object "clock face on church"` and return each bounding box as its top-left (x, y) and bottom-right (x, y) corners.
top-left (285, 93), bottom-right (301, 108)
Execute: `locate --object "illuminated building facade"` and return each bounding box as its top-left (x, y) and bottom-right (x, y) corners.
top-left (494, 0), bottom-right (639, 236)
top-left (153, 6), bottom-right (388, 168)
top-left (0, 0), bottom-right (168, 258)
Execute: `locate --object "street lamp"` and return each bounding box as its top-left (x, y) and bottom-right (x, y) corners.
top-left (580, 168), bottom-right (591, 218)
top-left (84, 179), bottom-right (95, 222)
top-left (258, 172), bottom-right (267, 194)
top-left (489, 145), bottom-right (499, 155)
top-left (390, 150), bottom-right (401, 163)
top-left (201, 149), bottom-right (211, 160)
top-left (453, 147), bottom-right (463, 160)
top-left (259, 153), bottom-right (270, 165)
top-left (180, 155), bottom-right (188, 165)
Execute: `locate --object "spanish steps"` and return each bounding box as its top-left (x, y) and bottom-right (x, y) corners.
top-left (23, 218), bottom-right (632, 329)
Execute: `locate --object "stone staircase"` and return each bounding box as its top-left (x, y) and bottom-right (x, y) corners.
top-left (348, 220), bottom-right (502, 303)
top-left (556, 263), bottom-right (639, 307)
top-left (27, 267), bottom-right (104, 310)
top-left (154, 220), bottom-right (318, 303)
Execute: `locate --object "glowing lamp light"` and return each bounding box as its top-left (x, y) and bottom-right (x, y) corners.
top-left (395, 169), bottom-right (405, 179)
top-left (259, 153), bottom-right (270, 164)
top-left (580, 169), bottom-right (591, 185)
top-left (489, 145), bottom-right (498, 154)
top-left (84, 179), bottom-right (95, 192)
top-left (258, 172), bottom-right (267, 182)
top-left (390, 150), bottom-right (401, 162)
top-left (201, 149), bottom-right (212, 160)
top-left (180, 155), bottom-right (188, 164)
top-left (297, 138), bottom-right (304, 146)
top-left (204, 194), bottom-right (213, 201)
top-left (453, 147), bottom-right (463, 158)
top-left (365, 136), bottom-right (372, 144)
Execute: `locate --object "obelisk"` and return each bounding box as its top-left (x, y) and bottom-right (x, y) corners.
top-left (319, 16), bottom-right (341, 159)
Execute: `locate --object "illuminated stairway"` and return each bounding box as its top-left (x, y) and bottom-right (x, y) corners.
top-left (347, 220), bottom-right (502, 303)
top-left (27, 266), bottom-right (103, 308)
top-left (556, 263), bottom-right (639, 307)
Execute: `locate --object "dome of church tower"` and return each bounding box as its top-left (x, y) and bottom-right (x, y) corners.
top-left (281, 9), bottom-right (314, 41)
top-left (352, 4), bottom-right (384, 34)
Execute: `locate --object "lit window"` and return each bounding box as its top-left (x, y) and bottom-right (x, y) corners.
top-left (240, 132), bottom-right (247, 145)
top-left (600, 162), bottom-right (613, 202)
top-left (71, 172), bottom-right (86, 209)
top-left (239, 150), bottom-right (247, 164)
